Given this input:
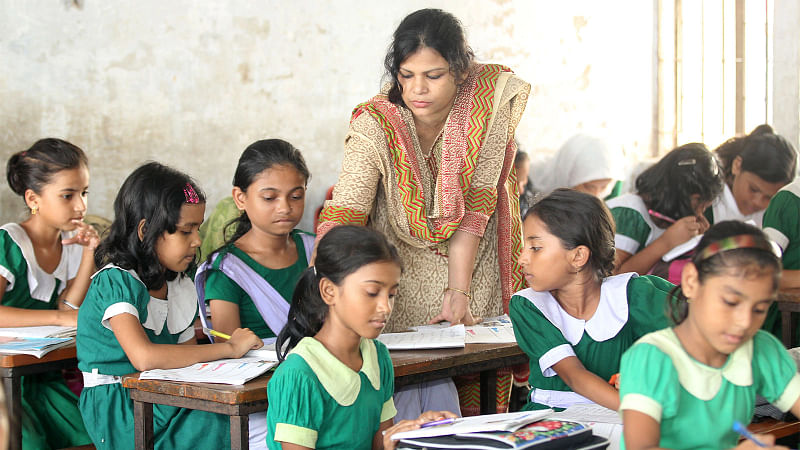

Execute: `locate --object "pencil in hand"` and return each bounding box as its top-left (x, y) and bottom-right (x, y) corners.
top-left (202, 327), bottom-right (231, 340)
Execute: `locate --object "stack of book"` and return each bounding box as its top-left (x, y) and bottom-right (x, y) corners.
top-left (0, 326), bottom-right (76, 358)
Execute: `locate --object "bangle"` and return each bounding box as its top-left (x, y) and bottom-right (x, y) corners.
top-left (443, 287), bottom-right (471, 300)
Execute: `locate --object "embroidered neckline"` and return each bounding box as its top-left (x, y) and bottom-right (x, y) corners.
top-left (636, 328), bottom-right (752, 400)
top-left (515, 272), bottom-right (637, 345)
top-left (290, 337), bottom-right (381, 406)
top-left (93, 264), bottom-right (197, 335)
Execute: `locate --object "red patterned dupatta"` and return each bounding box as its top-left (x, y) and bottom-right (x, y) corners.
top-left (319, 64), bottom-right (526, 312)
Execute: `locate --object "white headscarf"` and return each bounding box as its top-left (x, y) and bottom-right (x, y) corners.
top-left (530, 134), bottom-right (624, 194)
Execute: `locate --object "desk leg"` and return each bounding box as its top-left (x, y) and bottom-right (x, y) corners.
top-left (230, 415), bottom-right (249, 450)
top-left (480, 371), bottom-right (497, 415)
top-left (133, 399), bottom-right (154, 450)
top-left (3, 375), bottom-right (21, 450)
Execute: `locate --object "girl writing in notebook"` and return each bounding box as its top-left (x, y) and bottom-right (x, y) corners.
top-left (77, 162), bottom-right (262, 450)
top-left (0, 138), bottom-right (95, 448)
top-left (620, 221), bottom-right (800, 449)
top-left (267, 225), bottom-right (456, 450)
top-left (607, 143), bottom-right (724, 275)
top-left (195, 139), bottom-right (314, 449)
top-left (509, 189), bottom-right (673, 412)
top-left (707, 125), bottom-right (796, 227)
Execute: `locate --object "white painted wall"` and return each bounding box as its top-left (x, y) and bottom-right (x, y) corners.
top-left (0, 0), bottom-right (655, 229)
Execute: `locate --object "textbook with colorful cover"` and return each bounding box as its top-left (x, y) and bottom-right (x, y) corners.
top-left (0, 336), bottom-right (74, 358)
top-left (396, 419), bottom-right (605, 450)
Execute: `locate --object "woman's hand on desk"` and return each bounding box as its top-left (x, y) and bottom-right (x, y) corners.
top-left (225, 328), bottom-right (263, 358)
top-left (429, 289), bottom-right (481, 326)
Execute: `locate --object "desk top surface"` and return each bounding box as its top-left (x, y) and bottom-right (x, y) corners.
top-left (779, 289), bottom-right (800, 302)
top-left (122, 342), bottom-right (525, 405)
top-left (0, 344), bottom-right (77, 368)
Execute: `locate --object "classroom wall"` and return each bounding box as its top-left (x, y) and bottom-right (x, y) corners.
top-left (0, 1), bottom-right (655, 230)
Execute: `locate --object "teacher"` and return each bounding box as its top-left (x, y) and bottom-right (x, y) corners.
top-left (317, 8), bottom-right (530, 335)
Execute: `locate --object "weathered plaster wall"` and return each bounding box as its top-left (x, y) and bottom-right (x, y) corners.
top-left (1, 1), bottom-right (655, 229)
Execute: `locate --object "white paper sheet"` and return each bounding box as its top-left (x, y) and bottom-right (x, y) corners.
top-left (378, 324), bottom-right (466, 350)
top-left (0, 326), bottom-right (77, 339)
top-left (139, 358), bottom-right (277, 385)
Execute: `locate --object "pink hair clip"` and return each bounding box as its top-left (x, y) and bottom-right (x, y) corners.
top-left (183, 183), bottom-right (200, 204)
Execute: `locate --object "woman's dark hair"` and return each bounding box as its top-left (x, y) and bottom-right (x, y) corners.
top-left (715, 124), bottom-right (797, 185)
top-left (636, 143), bottom-right (724, 221)
top-left (219, 139), bottom-right (310, 254)
top-left (524, 188), bottom-right (616, 280)
top-left (6, 138), bottom-right (88, 204)
top-left (276, 226), bottom-right (402, 361)
top-left (95, 162), bottom-right (206, 291)
top-left (667, 220), bottom-right (781, 325)
top-left (384, 8), bottom-right (474, 105)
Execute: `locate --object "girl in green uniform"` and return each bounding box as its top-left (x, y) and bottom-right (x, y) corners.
top-left (509, 189), bottom-right (673, 412)
top-left (607, 143), bottom-right (724, 276)
top-left (266, 225), bottom-right (456, 450)
top-left (620, 221), bottom-right (800, 449)
top-left (764, 178), bottom-right (800, 290)
top-left (196, 139), bottom-right (314, 449)
top-left (0, 138), bottom-right (97, 449)
top-left (77, 162), bottom-right (263, 450)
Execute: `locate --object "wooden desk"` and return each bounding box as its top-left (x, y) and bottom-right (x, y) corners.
top-left (0, 345), bottom-right (78, 450)
top-left (747, 418), bottom-right (800, 441)
top-left (122, 342), bottom-right (527, 450)
top-left (777, 289), bottom-right (800, 347)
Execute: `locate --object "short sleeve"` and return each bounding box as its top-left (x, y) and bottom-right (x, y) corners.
top-left (268, 359), bottom-right (325, 448)
top-left (752, 331), bottom-right (800, 412)
top-left (619, 343), bottom-right (680, 422)
top-left (509, 295), bottom-right (574, 376)
top-left (610, 207), bottom-right (651, 254)
top-left (763, 190), bottom-right (800, 270)
top-left (375, 340), bottom-right (397, 422)
top-left (0, 230), bottom-right (22, 292)
top-left (203, 268), bottom-right (245, 305)
top-left (90, 269), bottom-right (148, 328)
top-left (626, 275), bottom-right (673, 338)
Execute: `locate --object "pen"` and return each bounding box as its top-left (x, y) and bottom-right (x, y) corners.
top-left (732, 421), bottom-right (767, 447)
top-left (202, 327), bottom-right (231, 340)
top-left (62, 300), bottom-right (79, 310)
top-left (420, 418), bottom-right (456, 428)
top-left (648, 209), bottom-right (677, 224)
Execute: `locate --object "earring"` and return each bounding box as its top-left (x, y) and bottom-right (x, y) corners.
top-left (30, 205), bottom-right (38, 215)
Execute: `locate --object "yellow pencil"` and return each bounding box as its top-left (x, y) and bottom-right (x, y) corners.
top-left (202, 327), bottom-right (231, 340)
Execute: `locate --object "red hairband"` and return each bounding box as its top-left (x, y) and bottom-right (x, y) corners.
top-left (183, 183), bottom-right (199, 204)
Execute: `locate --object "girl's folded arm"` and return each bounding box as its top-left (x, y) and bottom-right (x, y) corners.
top-left (0, 277), bottom-right (77, 326)
top-left (108, 313), bottom-right (261, 371)
top-left (553, 356), bottom-right (620, 410)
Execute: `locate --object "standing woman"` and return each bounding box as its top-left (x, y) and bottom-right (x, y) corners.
top-left (317, 8), bottom-right (530, 416)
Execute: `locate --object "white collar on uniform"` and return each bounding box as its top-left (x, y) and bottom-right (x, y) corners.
top-left (636, 328), bottom-right (752, 400)
top-left (514, 272), bottom-right (637, 345)
top-left (290, 337), bottom-right (381, 406)
top-left (94, 263), bottom-right (198, 335)
top-left (0, 223), bottom-right (81, 302)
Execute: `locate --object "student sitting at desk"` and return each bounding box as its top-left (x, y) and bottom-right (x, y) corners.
top-left (0, 139), bottom-right (96, 449)
top-left (620, 221), bottom-right (800, 449)
top-left (509, 189), bottom-right (673, 412)
top-left (267, 226), bottom-right (456, 450)
top-left (77, 162), bottom-right (262, 450)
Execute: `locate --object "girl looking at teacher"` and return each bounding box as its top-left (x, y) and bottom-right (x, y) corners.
top-left (620, 221), bottom-right (800, 449)
top-left (77, 162), bottom-right (262, 450)
top-left (510, 189), bottom-right (672, 412)
top-left (0, 138), bottom-right (95, 449)
top-left (267, 225), bottom-right (456, 450)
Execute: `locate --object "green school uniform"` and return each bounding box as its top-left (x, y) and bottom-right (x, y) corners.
top-left (0, 224), bottom-right (91, 449)
top-left (203, 229), bottom-right (312, 339)
top-left (509, 273), bottom-right (672, 411)
top-left (620, 328), bottom-right (800, 449)
top-left (77, 265), bottom-right (230, 450)
top-left (762, 181), bottom-right (800, 337)
top-left (267, 337), bottom-right (397, 449)
top-left (606, 194), bottom-right (665, 255)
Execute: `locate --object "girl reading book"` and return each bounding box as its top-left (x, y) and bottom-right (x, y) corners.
top-left (620, 221), bottom-right (800, 449)
top-left (77, 162), bottom-right (262, 449)
top-left (267, 225), bottom-right (456, 449)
